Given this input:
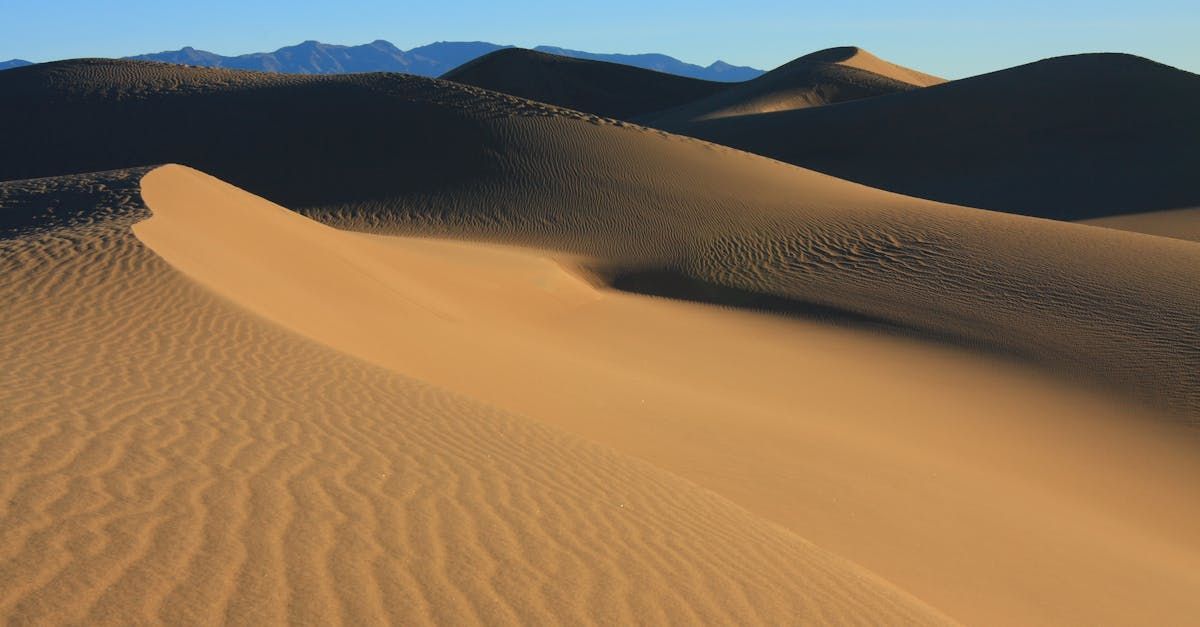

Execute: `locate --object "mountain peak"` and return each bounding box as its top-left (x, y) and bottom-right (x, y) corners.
top-left (0, 59), bottom-right (33, 70)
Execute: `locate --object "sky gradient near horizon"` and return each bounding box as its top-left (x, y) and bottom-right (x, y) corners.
top-left (2, 0), bottom-right (1197, 78)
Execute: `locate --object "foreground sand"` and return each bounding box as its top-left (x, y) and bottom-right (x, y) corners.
top-left (0, 169), bottom-right (948, 625)
top-left (128, 165), bottom-right (1200, 626)
top-left (3, 163), bottom-right (1199, 625)
top-left (3, 59), bottom-right (1200, 625)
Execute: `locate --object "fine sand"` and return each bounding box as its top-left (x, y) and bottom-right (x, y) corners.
top-left (3, 57), bottom-right (1200, 625)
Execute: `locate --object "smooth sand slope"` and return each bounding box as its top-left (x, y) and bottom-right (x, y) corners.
top-left (0, 169), bottom-right (949, 625)
top-left (130, 164), bottom-right (1200, 626)
top-left (653, 53), bottom-right (1200, 220)
top-left (442, 48), bottom-right (729, 119)
top-left (643, 47), bottom-right (937, 126)
top-left (1, 59), bottom-right (1198, 415)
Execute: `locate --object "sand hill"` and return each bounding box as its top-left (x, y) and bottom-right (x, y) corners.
top-left (643, 46), bottom-right (939, 126)
top-left (443, 46), bottom-right (935, 122)
top-left (0, 168), bottom-right (952, 625)
top-left (3, 58), bottom-right (1200, 624)
top-left (442, 48), bottom-right (729, 119)
top-left (654, 53), bottom-right (1200, 220)
top-left (796, 46), bottom-right (945, 87)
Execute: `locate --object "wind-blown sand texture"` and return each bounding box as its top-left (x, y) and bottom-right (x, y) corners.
top-left (3, 56), bottom-right (1200, 625)
top-left (0, 169), bottom-right (949, 625)
top-left (138, 164), bottom-right (1200, 625)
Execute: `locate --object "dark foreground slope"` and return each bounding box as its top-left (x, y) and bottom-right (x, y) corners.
top-left (658, 53), bottom-right (1200, 219)
top-left (1, 59), bottom-right (1198, 417)
top-left (442, 48), bottom-right (729, 119)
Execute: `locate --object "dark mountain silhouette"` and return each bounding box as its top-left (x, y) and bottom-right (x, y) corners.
top-left (0, 59), bottom-right (32, 70)
top-left (532, 46), bottom-right (762, 81)
top-left (443, 48), bottom-right (729, 119)
top-left (656, 53), bottom-right (1200, 220)
top-left (643, 46), bottom-right (937, 127)
top-left (121, 39), bottom-right (760, 80)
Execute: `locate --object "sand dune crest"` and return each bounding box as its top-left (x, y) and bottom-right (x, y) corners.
top-left (132, 165), bottom-right (1200, 626)
top-left (0, 167), bottom-right (950, 625)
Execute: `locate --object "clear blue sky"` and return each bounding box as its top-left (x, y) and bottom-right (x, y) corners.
top-left (2, 0), bottom-right (1197, 78)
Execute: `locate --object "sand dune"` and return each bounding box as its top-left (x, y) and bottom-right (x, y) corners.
top-left (0, 168), bottom-right (949, 625)
top-left (4, 57), bottom-right (1200, 625)
top-left (655, 53), bottom-right (1200, 220)
top-left (442, 48), bottom-right (729, 119)
top-left (443, 46), bottom-right (934, 122)
top-left (129, 164), bottom-right (1200, 625)
top-left (642, 46), bottom-right (937, 126)
top-left (796, 46), bottom-right (944, 87)
top-left (1, 59), bottom-right (1197, 415)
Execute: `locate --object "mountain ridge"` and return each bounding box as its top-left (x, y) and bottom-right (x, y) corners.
top-left (106, 39), bottom-right (763, 80)
top-left (532, 45), bottom-right (761, 81)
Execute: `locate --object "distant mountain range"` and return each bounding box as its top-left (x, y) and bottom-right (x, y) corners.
top-left (0, 40), bottom-right (763, 81)
top-left (128, 40), bottom-right (505, 78)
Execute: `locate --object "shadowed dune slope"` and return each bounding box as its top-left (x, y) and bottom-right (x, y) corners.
top-left (132, 164), bottom-right (1200, 626)
top-left (442, 48), bottom-right (729, 119)
top-left (1080, 207), bottom-right (1200, 243)
top-left (0, 59), bottom-right (1198, 415)
top-left (0, 169), bottom-right (951, 625)
top-left (659, 53), bottom-right (1200, 219)
top-left (641, 46), bottom-right (930, 125)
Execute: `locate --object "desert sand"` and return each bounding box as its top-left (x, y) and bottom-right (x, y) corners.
top-left (1, 168), bottom-right (948, 625)
top-left (2, 56), bottom-right (1199, 626)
